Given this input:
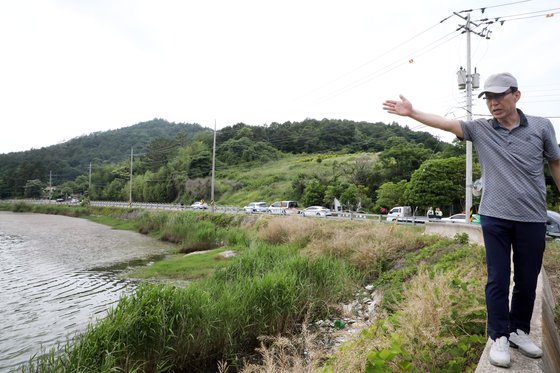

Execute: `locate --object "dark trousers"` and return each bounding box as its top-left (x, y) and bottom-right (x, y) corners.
top-left (479, 215), bottom-right (545, 340)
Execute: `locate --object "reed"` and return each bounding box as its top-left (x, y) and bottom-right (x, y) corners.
top-left (21, 241), bottom-right (360, 372)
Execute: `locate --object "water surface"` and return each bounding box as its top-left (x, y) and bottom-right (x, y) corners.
top-left (0, 212), bottom-right (172, 372)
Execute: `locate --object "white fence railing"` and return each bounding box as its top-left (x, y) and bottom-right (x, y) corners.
top-left (1, 199), bottom-right (401, 223)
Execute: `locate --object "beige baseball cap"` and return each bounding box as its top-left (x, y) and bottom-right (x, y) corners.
top-left (477, 72), bottom-right (518, 98)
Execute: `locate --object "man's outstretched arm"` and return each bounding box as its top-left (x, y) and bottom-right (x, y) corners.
top-left (383, 95), bottom-right (464, 138)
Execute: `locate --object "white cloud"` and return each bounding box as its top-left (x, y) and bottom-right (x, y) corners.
top-left (0, 0), bottom-right (558, 153)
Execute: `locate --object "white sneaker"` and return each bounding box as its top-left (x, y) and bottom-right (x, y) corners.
top-left (509, 329), bottom-right (543, 358)
top-left (489, 336), bottom-right (511, 368)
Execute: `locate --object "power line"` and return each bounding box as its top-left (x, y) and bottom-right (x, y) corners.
top-left (301, 30), bottom-right (463, 109)
top-left (459, 0), bottom-right (534, 13)
top-left (287, 13), bottom-right (457, 102)
top-left (322, 3), bottom-right (556, 103)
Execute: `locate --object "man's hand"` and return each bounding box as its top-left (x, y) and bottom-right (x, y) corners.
top-left (382, 94), bottom-right (464, 138)
top-left (382, 95), bottom-right (413, 117)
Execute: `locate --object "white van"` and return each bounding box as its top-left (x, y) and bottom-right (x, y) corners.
top-left (386, 206), bottom-right (412, 222)
top-left (243, 202), bottom-right (269, 213)
top-left (268, 201), bottom-right (299, 215)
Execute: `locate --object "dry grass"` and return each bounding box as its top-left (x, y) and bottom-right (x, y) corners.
top-left (304, 220), bottom-right (429, 272)
top-left (257, 216), bottom-right (323, 245)
top-left (258, 217), bottom-right (428, 271)
top-left (240, 323), bottom-right (325, 373)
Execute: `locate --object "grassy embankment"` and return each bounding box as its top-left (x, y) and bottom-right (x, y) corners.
top-left (214, 152), bottom-right (375, 206)
top-left (0, 201), bottom-right (544, 372)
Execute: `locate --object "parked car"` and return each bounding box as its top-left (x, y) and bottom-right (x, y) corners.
top-left (269, 200), bottom-right (299, 215)
top-left (441, 213), bottom-right (480, 224)
top-left (441, 213), bottom-right (466, 223)
top-left (386, 206), bottom-right (412, 222)
top-left (300, 206), bottom-right (332, 217)
top-left (243, 202), bottom-right (269, 213)
top-left (190, 201), bottom-right (208, 210)
top-left (546, 210), bottom-right (560, 237)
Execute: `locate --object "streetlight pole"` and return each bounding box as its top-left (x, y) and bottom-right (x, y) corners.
top-left (211, 120), bottom-right (216, 213)
top-left (129, 147), bottom-right (133, 207)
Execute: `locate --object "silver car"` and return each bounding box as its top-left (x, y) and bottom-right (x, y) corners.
top-left (300, 206), bottom-right (332, 217)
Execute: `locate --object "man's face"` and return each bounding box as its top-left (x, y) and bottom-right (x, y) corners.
top-left (484, 89), bottom-right (520, 120)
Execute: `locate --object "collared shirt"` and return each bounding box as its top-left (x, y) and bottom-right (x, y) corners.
top-left (460, 109), bottom-right (560, 222)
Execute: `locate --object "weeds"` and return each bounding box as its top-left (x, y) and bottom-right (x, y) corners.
top-left (323, 242), bottom-right (487, 373)
top-left (241, 322), bottom-right (324, 373)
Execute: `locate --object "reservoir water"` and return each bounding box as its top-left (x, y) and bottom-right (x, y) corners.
top-left (0, 212), bottom-right (172, 372)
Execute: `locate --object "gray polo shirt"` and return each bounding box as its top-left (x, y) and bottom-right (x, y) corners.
top-left (460, 109), bottom-right (560, 222)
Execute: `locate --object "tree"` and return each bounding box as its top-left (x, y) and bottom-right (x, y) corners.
top-left (406, 156), bottom-right (479, 214)
top-left (103, 179), bottom-right (126, 200)
top-left (323, 183), bottom-right (347, 208)
top-left (24, 179), bottom-right (45, 199)
top-left (74, 175), bottom-right (89, 196)
top-left (143, 137), bottom-right (181, 173)
top-left (339, 184), bottom-right (372, 211)
top-left (302, 179), bottom-right (326, 207)
top-left (291, 173), bottom-right (308, 200)
top-left (375, 180), bottom-right (409, 210)
top-left (217, 137), bottom-right (281, 165)
top-left (345, 154), bottom-right (376, 186)
top-left (377, 136), bottom-right (433, 182)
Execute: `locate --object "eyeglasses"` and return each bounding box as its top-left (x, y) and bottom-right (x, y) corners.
top-left (483, 89), bottom-right (514, 101)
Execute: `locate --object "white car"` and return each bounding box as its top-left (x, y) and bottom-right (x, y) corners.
top-left (190, 201), bottom-right (208, 210)
top-left (441, 213), bottom-right (466, 223)
top-left (268, 200), bottom-right (299, 215)
top-left (243, 202), bottom-right (269, 213)
top-left (300, 206), bottom-right (332, 217)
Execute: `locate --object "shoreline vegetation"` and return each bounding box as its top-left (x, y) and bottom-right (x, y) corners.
top-left (1, 202), bottom-right (557, 372)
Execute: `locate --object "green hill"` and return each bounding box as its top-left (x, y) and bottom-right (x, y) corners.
top-left (0, 119), bottom-right (209, 198)
top-left (216, 152), bottom-right (377, 206)
top-left (0, 117), bottom-right (460, 208)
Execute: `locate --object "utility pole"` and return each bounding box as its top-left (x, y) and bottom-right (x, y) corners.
top-left (88, 162), bottom-right (92, 198)
top-left (129, 147), bottom-right (133, 207)
top-left (49, 170), bottom-right (52, 200)
top-left (455, 12), bottom-right (483, 223)
top-left (211, 120), bottom-right (217, 212)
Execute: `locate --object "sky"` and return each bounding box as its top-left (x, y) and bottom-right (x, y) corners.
top-left (0, 0), bottom-right (559, 154)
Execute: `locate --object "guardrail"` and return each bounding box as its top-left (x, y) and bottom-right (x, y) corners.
top-left (1, 199), bottom-right (392, 222)
top-left (3, 199), bottom-right (452, 226)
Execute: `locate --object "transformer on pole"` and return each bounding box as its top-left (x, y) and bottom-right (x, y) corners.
top-left (454, 12), bottom-right (483, 224)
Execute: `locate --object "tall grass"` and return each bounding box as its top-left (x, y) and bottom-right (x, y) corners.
top-left (135, 210), bottom-right (251, 253)
top-left (22, 241), bottom-right (361, 372)
top-left (2, 201), bottom-right (90, 217)
top-left (258, 217), bottom-right (435, 280)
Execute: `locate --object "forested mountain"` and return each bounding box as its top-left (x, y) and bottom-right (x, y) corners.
top-left (217, 119), bottom-right (442, 154)
top-left (0, 117), bottom-right (463, 207)
top-left (0, 119), bottom-right (208, 198)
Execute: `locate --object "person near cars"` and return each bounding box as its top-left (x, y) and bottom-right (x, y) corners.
top-left (383, 72), bottom-right (560, 368)
top-left (435, 208), bottom-right (443, 219)
top-left (426, 207), bottom-right (434, 219)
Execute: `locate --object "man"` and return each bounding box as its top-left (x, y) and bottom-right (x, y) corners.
top-left (383, 72), bottom-right (560, 368)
